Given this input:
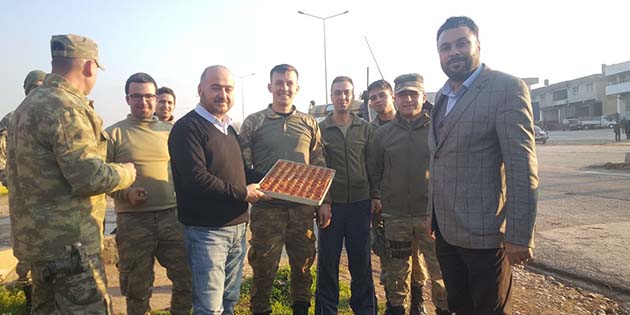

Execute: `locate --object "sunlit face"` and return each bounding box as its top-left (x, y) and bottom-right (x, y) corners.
top-left (156, 93), bottom-right (175, 121)
top-left (198, 67), bottom-right (235, 117)
top-left (331, 80), bottom-right (353, 113)
top-left (368, 87), bottom-right (395, 115)
top-left (437, 26), bottom-right (481, 82)
top-left (126, 82), bottom-right (157, 119)
top-left (268, 70), bottom-right (299, 108)
top-left (395, 90), bottom-right (425, 119)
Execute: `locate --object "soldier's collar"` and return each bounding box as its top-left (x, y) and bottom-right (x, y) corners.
top-left (44, 73), bottom-right (89, 103)
top-left (265, 104), bottom-right (297, 118)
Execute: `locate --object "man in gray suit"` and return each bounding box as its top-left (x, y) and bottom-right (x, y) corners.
top-left (428, 16), bottom-right (538, 315)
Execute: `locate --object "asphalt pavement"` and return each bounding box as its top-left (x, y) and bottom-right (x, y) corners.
top-left (533, 128), bottom-right (630, 304)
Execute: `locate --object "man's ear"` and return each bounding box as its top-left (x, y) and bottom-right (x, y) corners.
top-left (267, 83), bottom-right (272, 93)
top-left (296, 84), bottom-right (300, 94)
top-left (83, 59), bottom-right (97, 77)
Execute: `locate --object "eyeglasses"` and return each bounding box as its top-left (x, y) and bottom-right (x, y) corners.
top-left (128, 94), bottom-right (157, 101)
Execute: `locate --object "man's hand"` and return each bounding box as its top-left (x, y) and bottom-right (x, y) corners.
top-left (245, 183), bottom-right (270, 203)
top-left (504, 242), bottom-right (534, 265)
top-left (317, 203), bottom-right (332, 229)
top-left (426, 215), bottom-right (435, 240)
top-left (121, 162), bottom-right (137, 179)
top-left (370, 198), bottom-right (382, 214)
top-left (126, 187), bottom-right (148, 207)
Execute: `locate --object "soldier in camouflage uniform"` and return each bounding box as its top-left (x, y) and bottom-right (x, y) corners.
top-left (0, 69), bottom-right (47, 313)
top-left (0, 69), bottom-right (46, 187)
top-left (367, 74), bottom-right (448, 315)
top-left (367, 78), bottom-right (435, 312)
top-left (106, 73), bottom-right (191, 315)
top-left (8, 34), bottom-right (136, 314)
top-left (240, 64), bottom-right (326, 315)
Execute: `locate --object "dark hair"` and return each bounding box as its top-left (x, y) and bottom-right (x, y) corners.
top-left (367, 79), bottom-right (393, 94)
top-left (270, 64), bottom-right (299, 81)
top-left (125, 72), bottom-right (157, 95)
top-left (331, 76), bottom-right (354, 91)
top-left (157, 86), bottom-right (176, 102)
top-left (436, 16), bottom-right (479, 41)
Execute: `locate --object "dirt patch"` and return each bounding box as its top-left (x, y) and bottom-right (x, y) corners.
top-left (103, 243), bottom-right (629, 315)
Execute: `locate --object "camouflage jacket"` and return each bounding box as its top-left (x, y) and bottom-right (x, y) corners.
top-left (0, 111), bottom-right (13, 170)
top-left (8, 73), bottom-right (136, 262)
top-left (240, 105), bottom-right (325, 207)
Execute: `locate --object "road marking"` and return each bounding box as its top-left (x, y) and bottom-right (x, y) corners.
top-left (580, 170), bottom-right (630, 177)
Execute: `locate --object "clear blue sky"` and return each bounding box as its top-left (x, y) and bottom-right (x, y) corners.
top-left (3, 0), bottom-right (628, 125)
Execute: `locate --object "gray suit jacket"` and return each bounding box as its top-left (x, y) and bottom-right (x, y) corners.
top-left (428, 65), bottom-right (539, 249)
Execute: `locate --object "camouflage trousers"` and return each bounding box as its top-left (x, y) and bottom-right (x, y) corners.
top-left (115, 208), bottom-right (192, 315)
top-left (30, 254), bottom-right (111, 315)
top-left (378, 215), bottom-right (448, 310)
top-left (248, 204), bottom-right (317, 313)
top-left (16, 260), bottom-right (31, 282)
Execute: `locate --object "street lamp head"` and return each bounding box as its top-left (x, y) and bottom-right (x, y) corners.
top-left (298, 10), bottom-right (304, 14)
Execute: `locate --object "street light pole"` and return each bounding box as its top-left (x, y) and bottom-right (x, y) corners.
top-left (236, 73), bottom-right (255, 122)
top-left (298, 10), bottom-right (349, 105)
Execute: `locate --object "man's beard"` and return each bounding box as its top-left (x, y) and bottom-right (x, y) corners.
top-left (442, 56), bottom-right (475, 82)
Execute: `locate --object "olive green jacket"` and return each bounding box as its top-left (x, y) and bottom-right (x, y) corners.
top-left (320, 113), bottom-right (375, 204)
top-left (367, 112), bottom-right (431, 217)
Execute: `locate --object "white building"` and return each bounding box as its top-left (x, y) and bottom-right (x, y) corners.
top-left (605, 61), bottom-right (630, 119)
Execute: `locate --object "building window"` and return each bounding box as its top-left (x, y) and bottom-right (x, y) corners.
top-left (553, 89), bottom-right (568, 101)
top-left (572, 86), bottom-right (579, 95)
top-left (586, 83), bottom-right (593, 93)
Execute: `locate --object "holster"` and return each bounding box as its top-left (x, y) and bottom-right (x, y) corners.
top-left (43, 242), bottom-right (89, 280)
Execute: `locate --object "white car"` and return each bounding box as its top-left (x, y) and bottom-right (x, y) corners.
top-left (534, 125), bottom-right (549, 144)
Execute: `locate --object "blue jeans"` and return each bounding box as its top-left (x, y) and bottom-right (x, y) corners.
top-left (315, 200), bottom-right (376, 315)
top-left (184, 223), bottom-right (247, 315)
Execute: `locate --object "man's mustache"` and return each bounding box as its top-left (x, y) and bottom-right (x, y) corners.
top-left (447, 57), bottom-right (467, 65)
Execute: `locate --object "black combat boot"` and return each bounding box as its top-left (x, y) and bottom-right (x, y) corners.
top-left (409, 285), bottom-right (427, 315)
top-left (435, 308), bottom-right (454, 315)
top-left (23, 283), bottom-right (32, 315)
top-left (292, 301), bottom-right (310, 315)
top-left (385, 302), bottom-right (406, 315)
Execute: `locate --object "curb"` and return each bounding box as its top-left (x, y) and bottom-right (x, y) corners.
top-left (527, 261), bottom-right (630, 297)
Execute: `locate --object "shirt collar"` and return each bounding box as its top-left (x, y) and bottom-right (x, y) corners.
top-left (194, 103), bottom-right (232, 127)
top-left (440, 64), bottom-right (484, 96)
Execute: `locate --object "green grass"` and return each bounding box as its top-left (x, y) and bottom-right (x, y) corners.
top-left (0, 285), bottom-right (28, 315)
top-left (151, 266), bottom-right (381, 315)
top-left (0, 266), bottom-right (380, 314)
top-left (234, 266), bottom-right (356, 315)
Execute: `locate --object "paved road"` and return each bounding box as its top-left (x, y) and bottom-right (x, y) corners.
top-left (535, 136), bottom-right (630, 296)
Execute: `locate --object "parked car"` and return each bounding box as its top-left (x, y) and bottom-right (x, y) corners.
top-left (562, 118), bottom-right (582, 130)
top-left (534, 125), bottom-right (549, 144)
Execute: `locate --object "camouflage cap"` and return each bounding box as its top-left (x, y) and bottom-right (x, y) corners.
top-left (50, 34), bottom-right (104, 70)
top-left (394, 73), bottom-right (424, 94)
top-left (23, 70), bottom-right (46, 95)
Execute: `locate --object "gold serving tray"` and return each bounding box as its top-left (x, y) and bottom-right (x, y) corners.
top-left (259, 159), bottom-right (336, 206)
